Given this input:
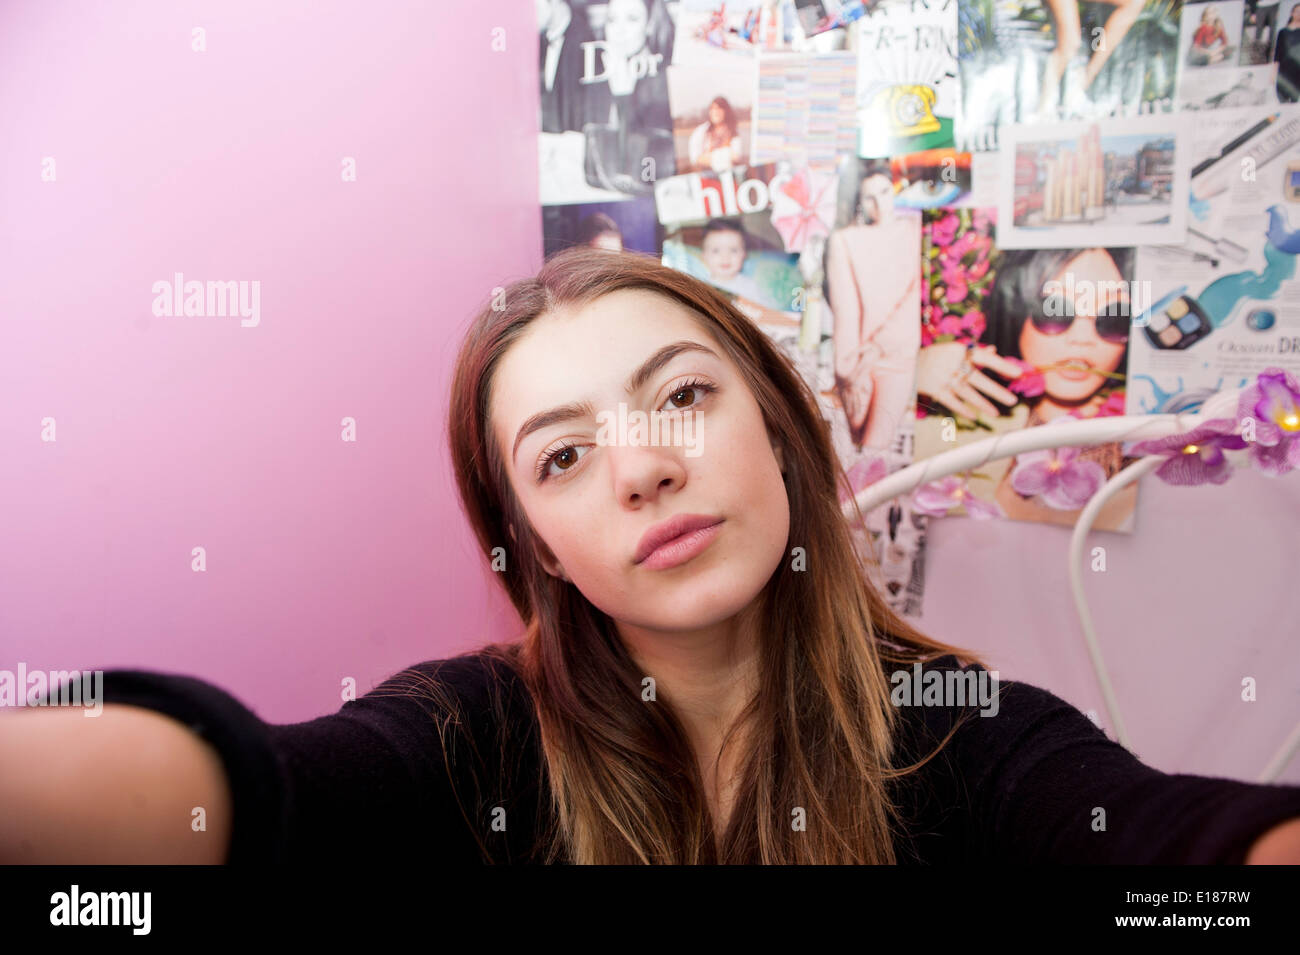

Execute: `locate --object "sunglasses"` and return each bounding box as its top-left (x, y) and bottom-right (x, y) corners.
top-left (1032, 295), bottom-right (1131, 344)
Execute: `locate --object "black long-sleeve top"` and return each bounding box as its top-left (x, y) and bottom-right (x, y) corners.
top-left (79, 652), bottom-right (1300, 864)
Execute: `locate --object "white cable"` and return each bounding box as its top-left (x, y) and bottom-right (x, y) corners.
top-left (1261, 722), bottom-right (1300, 783)
top-left (1066, 454), bottom-right (1163, 751)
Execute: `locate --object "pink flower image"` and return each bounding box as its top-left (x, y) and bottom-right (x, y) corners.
top-left (1235, 367), bottom-right (1300, 476)
top-left (913, 475), bottom-right (1001, 519)
top-left (1004, 357), bottom-right (1045, 397)
top-left (1008, 446), bottom-right (1106, 510)
top-left (930, 212), bottom-right (959, 247)
top-left (1129, 418), bottom-right (1248, 486)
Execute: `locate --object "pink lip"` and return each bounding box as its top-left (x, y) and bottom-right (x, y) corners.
top-left (1055, 358), bottom-right (1096, 381)
top-left (634, 513), bottom-right (724, 568)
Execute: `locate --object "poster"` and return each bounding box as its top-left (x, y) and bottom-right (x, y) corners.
top-left (1174, 0), bottom-right (1281, 109)
top-left (913, 205), bottom-right (1144, 531)
top-left (656, 161), bottom-right (812, 315)
top-left (1128, 103), bottom-right (1300, 414)
top-left (822, 154), bottom-right (931, 612)
top-left (956, 0), bottom-right (1182, 152)
top-left (855, 0), bottom-right (961, 157)
top-left (538, 0), bottom-right (680, 206)
top-left (542, 197), bottom-right (664, 257)
top-left (995, 114), bottom-right (1193, 248)
top-left (890, 147), bottom-right (976, 207)
top-left (751, 51), bottom-right (860, 165)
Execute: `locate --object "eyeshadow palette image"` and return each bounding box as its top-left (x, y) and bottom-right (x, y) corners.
top-left (1142, 294), bottom-right (1214, 349)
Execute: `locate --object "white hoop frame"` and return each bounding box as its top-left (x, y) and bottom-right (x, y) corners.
top-left (844, 384), bottom-right (1299, 783)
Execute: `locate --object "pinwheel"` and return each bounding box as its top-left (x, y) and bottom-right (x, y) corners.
top-left (768, 165), bottom-right (838, 253)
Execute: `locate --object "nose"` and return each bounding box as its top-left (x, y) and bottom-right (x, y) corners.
top-left (607, 441), bottom-right (687, 507)
top-left (1065, 311), bottom-right (1105, 346)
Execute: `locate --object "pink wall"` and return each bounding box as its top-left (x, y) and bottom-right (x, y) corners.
top-left (1, 1), bottom-right (1295, 784)
top-left (0, 0), bottom-right (535, 722)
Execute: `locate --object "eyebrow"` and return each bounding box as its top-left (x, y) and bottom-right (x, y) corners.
top-left (511, 340), bottom-right (721, 466)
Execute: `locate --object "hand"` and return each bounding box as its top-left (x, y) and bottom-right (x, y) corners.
top-left (1245, 815), bottom-right (1300, 863)
top-left (834, 340), bottom-right (881, 445)
top-left (915, 342), bottom-right (1022, 423)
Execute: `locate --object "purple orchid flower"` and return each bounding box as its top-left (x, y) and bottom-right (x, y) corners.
top-left (913, 475), bottom-right (1001, 519)
top-left (1009, 446), bottom-right (1106, 509)
top-left (1128, 418), bottom-right (1247, 485)
top-left (1235, 367), bottom-right (1300, 476)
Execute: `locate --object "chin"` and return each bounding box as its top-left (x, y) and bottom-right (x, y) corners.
top-left (1045, 375), bottom-right (1099, 404)
top-left (627, 569), bottom-right (769, 631)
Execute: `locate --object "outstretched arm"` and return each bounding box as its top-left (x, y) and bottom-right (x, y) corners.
top-left (1, 657), bottom-right (524, 864)
top-left (0, 703), bottom-right (233, 863)
top-left (1246, 815), bottom-right (1300, 862)
top-left (896, 658), bottom-right (1300, 863)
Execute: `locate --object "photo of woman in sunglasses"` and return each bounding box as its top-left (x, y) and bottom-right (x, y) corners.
top-left (915, 242), bottom-right (1141, 531)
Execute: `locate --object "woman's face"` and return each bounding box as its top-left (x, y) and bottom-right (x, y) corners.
top-left (605, 0), bottom-right (650, 57)
top-left (709, 102), bottom-right (725, 126)
top-left (1019, 249), bottom-right (1128, 403)
top-left (490, 288), bottom-right (791, 634)
top-left (858, 173), bottom-right (893, 224)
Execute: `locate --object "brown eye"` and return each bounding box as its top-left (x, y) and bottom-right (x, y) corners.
top-left (536, 441), bottom-right (589, 483)
top-left (668, 386), bottom-right (698, 409)
top-left (661, 379), bottom-right (715, 412)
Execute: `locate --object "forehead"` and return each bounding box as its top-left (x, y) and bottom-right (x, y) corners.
top-left (489, 287), bottom-right (720, 439)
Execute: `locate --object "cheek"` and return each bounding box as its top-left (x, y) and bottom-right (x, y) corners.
top-left (1019, 324), bottom-right (1041, 361)
top-left (515, 488), bottom-right (598, 575)
top-left (542, 503), bottom-right (605, 570)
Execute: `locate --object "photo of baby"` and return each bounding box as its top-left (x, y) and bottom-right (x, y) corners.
top-left (661, 216), bottom-right (803, 314)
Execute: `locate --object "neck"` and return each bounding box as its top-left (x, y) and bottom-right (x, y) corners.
top-left (616, 598), bottom-right (763, 837)
top-left (618, 605), bottom-right (760, 745)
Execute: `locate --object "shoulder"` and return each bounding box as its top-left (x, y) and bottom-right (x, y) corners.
top-left (359, 648), bottom-right (534, 737)
top-left (886, 653), bottom-right (1106, 773)
top-left (828, 226), bottom-right (848, 248)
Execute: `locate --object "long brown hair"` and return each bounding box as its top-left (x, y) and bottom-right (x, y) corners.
top-left (705, 95), bottom-right (738, 148)
top-left (434, 247), bottom-right (982, 863)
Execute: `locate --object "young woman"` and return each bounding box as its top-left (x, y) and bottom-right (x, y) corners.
top-left (582, 0), bottom-right (675, 134)
top-left (688, 96), bottom-right (744, 173)
top-left (1037, 0), bottom-right (1148, 119)
top-left (1275, 4), bottom-right (1300, 100)
top-left (3, 249), bottom-right (1299, 865)
top-left (825, 171), bottom-right (923, 452)
top-left (1188, 5), bottom-right (1235, 66)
